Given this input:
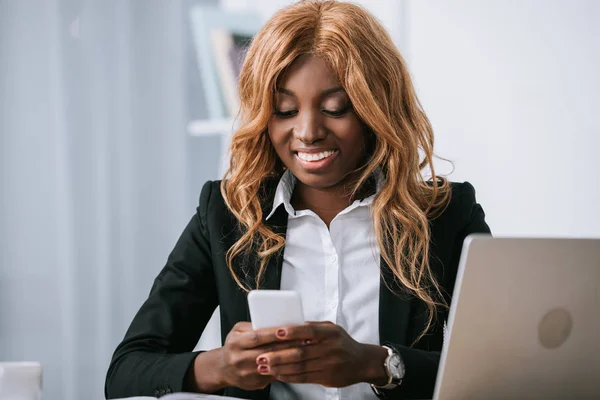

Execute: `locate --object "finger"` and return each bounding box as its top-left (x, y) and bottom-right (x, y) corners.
top-left (279, 321), bottom-right (339, 342)
top-left (256, 339), bottom-right (306, 353)
top-left (236, 327), bottom-right (281, 349)
top-left (224, 341), bottom-right (306, 374)
top-left (256, 343), bottom-right (323, 369)
top-left (262, 357), bottom-right (325, 377)
top-left (238, 323), bottom-right (316, 349)
top-left (232, 321), bottom-right (253, 332)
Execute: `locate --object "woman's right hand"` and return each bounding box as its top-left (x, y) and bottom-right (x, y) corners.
top-left (189, 321), bottom-right (303, 392)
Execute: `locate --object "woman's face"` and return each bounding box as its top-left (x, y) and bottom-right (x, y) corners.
top-left (268, 56), bottom-right (367, 189)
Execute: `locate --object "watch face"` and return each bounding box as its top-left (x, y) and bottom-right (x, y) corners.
top-left (388, 354), bottom-right (404, 380)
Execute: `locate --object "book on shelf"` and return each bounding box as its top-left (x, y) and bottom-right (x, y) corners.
top-left (209, 29), bottom-right (253, 118)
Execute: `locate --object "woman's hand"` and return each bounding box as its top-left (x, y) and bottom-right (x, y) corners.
top-left (189, 322), bottom-right (304, 393)
top-left (217, 322), bottom-right (305, 391)
top-left (255, 321), bottom-right (389, 387)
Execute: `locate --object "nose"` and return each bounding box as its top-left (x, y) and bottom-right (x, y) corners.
top-left (294, 110), bottom-right (326, 144)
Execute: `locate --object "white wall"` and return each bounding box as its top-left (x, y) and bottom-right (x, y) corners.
top-left (405, 0), bottom-right (600, 237)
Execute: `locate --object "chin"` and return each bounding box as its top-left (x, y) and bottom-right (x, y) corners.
top-left (293, 170), bottom-right (345, 190)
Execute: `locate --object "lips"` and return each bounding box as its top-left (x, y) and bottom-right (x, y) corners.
top-left (296, 150), bottom-right (337, 162)
top-left (293, 149), bottom-right (339, 171)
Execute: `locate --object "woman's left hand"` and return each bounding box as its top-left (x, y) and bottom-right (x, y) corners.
top-left (255, 321), bottom-right (389, 387)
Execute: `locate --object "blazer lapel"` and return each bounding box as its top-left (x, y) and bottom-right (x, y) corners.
top-left (222, 178), bottom-right (288, 326)
top-left (378, 256), bottom-right (414, 346)
top-left (259, 204), bottom-right (288, 290)
top-left (240, 196), bottom-right (289, 319)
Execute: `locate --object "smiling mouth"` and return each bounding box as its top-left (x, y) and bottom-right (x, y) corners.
top-left (295, 150), bottom-right (338, 162)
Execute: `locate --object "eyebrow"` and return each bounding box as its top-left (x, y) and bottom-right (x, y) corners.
top-left (276, 86), bottom-right (345, 98)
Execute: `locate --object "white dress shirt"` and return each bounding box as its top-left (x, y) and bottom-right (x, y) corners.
top-left (267, 170), bottom-right (382, 400)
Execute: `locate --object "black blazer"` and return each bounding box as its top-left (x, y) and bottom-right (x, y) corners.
top-left (105, 179), bottom-right (490, 399)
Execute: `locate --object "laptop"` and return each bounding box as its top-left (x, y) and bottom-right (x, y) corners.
top-left (433, 236), bottom-right (600, 399)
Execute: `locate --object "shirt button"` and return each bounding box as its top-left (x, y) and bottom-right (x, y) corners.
top-left (330, 254), bottom-right (337, 263)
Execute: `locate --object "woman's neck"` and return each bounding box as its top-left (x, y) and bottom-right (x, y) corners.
top-left (290, 174), bottom-right (376, 227)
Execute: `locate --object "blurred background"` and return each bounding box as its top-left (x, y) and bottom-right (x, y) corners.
top-left (1, 0), bottom-right (599, 399)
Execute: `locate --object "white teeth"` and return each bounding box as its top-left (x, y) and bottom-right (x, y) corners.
top-left (297, 150), bottom-right (336, 162)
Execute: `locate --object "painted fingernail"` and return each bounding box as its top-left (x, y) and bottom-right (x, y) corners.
top-left (257, 357), bottom-right (267, 365)
top-left (303, 339), bottom-right (312, 345)
top-left (276, 329), bottom-right (287, 337)
top-left (258, 365), bottom-right (269, 373)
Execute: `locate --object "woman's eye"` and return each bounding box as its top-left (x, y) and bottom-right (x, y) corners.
top-left (273, 109), bottom-right (298, 118)
top-left (323, 107), bottom-right (351, 117)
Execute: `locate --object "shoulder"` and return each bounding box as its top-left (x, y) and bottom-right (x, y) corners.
top-left (428, 181), bottom-right (490, 280)
top-left (449, 181), bottom-right (479, 217)
top-left (432, 181), bottom-right (482, 230)
top-left (196, 180), bottom-right (231, 235)
top-left (199, 180), bottom-right (222, 203)
top-left (198, 180), bottom-right (224, 217)
top-left (197, 178), bottom-right (279, 225)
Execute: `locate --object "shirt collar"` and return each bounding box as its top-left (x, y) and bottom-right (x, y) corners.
top-left (266, 169), bottom-right (297, 220)
top-left (265, 168), bottom-right (385, 220)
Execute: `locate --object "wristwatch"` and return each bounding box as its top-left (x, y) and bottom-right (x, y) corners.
top-left (371, 345), bottom-right (405, 397)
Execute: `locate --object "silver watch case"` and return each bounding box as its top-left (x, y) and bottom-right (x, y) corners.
top-left (371, 345), bottom-right (404, 392)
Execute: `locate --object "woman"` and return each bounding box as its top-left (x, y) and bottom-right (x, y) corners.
top-left (105, 1), bottom-right (490, 399)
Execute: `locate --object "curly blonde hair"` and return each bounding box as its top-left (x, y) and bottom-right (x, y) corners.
top-left (221, 0), bottom-right (452, 342)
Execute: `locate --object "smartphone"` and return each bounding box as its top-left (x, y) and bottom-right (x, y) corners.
top-left (248, 290), bottom-right (305, 330)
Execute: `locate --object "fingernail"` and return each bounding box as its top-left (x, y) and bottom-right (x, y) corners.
top-left (303, 339), bottom-right (312, 345)
top-left (258, 365), bottom-right (269, 373)
top-left (276, 329), bottom-right (286, 338)
top-left (257, 357), bottom-right (267, 365)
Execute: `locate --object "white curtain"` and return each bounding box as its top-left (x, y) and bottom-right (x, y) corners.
top-left (0, 1), bottom-right (218, 399)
